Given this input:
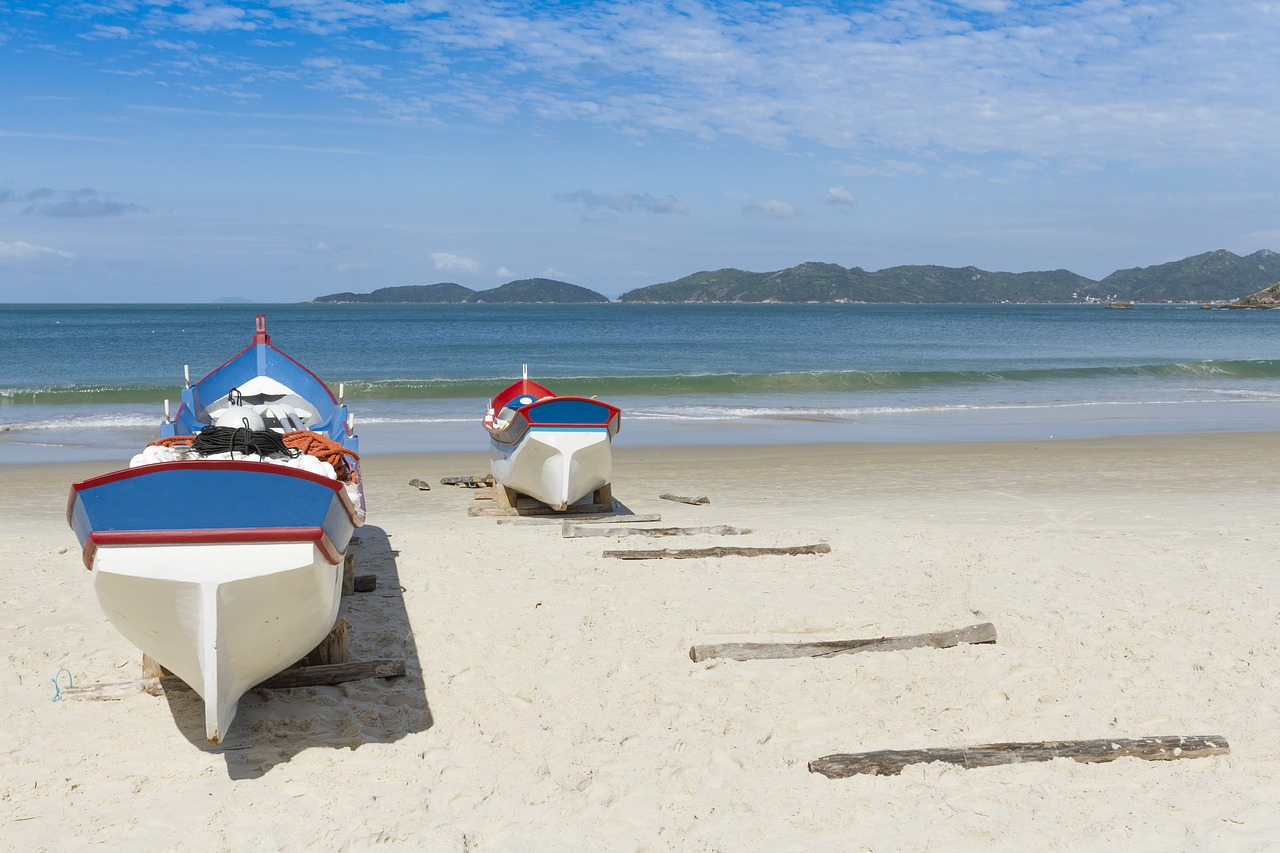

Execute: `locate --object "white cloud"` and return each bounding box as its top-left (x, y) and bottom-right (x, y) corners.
top-left (19, 188), bottom-right (144, 218)
top-left (742, 199), bottom-right (796, 219)
top-left (170, 3), bottom-right (261, 33)
top-left (556, 189), bottom-right (688, 215)
top-left (820, 186), bottom-right (855, 206)
top-left (81, 24), bottom-right (131, 41)
top-left (0, 241), bottom-right (74, 262)
top-left (30, 1), bottom-right (1280, 171)
top-left (432, 252), bottom-right (484, 273)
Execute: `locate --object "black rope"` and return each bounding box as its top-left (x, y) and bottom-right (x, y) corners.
top-left (191, 420), bottom-right (300, 459)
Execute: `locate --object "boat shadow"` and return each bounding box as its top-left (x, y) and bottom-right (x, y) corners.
top-left (159, 524), bottom-right (433, 777)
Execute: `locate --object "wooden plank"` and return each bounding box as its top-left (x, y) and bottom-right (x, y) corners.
top-left (497, 513), bottom-right (662, 526)
top-left (809, 735), bottom-right (1231, 778)
top-left (568, 522), bottom-right (747, 535)
top-left (690, 622), bottom-right (997, 662)
top-left (141, 653), bottom-right (169, 679)
top-left (660, 492), bottom-right (710, 505)
top-left (62, 658), bottom-right (407, 701)
top-left (604, 543), bottom-right (830, 560)
top-left (493, 484), bottom-right (518, 509)
top-left (296, 617), bottom-right (351, 667)
top-left (469, 502), bottom-right (616, 518)
top-left (254, 658), bottom-right (405, 690)
top-left (341, 552), bottom-right (355, 596)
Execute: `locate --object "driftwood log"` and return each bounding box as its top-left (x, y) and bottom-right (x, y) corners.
top-left (660, 492), bottom-right (710, 505)
top-left (565, 524), bottom-right (751, 539)
top-left (604, 543), bottom-right (830, 560)
top-left (62, 658), bottom-right (407, 701)
top-left (690, 622), bottom-right (997, 662)
top-left (809, 735), bottom-right (1230, 778)
top-left (497, 513), bottom-right (662, 526)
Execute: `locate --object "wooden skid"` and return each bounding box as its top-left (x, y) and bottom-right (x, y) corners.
top-left (564, 524), bottom-right (750, 539)
top-left (62, 659), bottom-right (407, 701)
top-left (497, 513), bottom-right (662, 526)
top-left (469, 501), bottom-right (616, 518)
top-left (809, 735), bottom-right (1230, 778)
top-left (690, 622), bottom-right (997, 662)
top-left (604, 543), bottom-right (831, 560)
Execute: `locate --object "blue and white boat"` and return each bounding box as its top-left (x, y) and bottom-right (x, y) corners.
top-left (483, 368), bottom-right (621, 511)
top-left (67, 316), bottom-right (364, 743)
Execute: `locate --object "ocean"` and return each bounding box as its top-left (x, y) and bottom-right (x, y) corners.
top-left (4, 301), bottom-right (1280, 463)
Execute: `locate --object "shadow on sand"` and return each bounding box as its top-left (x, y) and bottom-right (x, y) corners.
top-left (158, 525), bottom-right (432, 778)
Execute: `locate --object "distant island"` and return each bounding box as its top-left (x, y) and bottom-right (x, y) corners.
top-left (312, 278), bottom-right (608, 305)
top-left (310, 248), bottom-right (1280, 305)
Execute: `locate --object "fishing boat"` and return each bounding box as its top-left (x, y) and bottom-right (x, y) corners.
top-left (483, 368), bottom-right (621, 511)
top-left (67, 315), bottom-right (364, 744)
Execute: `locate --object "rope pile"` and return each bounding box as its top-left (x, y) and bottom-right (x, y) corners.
top-left (283, 430), bottom-right (360, 483)
top-left (149, 427), bottom-right (359, 483)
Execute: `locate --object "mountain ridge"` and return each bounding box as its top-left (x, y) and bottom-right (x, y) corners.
top-left (309, 249), bottom-right (1279, 304)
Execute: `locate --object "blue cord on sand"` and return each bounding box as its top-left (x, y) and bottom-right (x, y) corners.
top-left (50, 668), bottom-right (73, 702)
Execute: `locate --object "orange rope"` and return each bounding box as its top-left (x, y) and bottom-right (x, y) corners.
top-left (283, 430), bottom-right (360, 483)
top-left (149, 435), bottom-right (193, 447)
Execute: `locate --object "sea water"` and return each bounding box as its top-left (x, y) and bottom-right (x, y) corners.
top-left (4, 301), bottom-right (1280, 463)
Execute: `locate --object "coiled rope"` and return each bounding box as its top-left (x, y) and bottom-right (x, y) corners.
top-left (150, 426), bottom-right (359, 483)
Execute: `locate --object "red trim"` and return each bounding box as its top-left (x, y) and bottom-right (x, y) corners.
top-left (72, 459), bottom-right (343, 494)
top-left (83, 526), bottom-right (343, 570)
top-left (490, 378), bottom-right (556, 412)
top-left (70, 459), bottom-right (363, 529)
top-left (253, 314), bottom-right (270, 344)
top-left (266, 343), bottom-right (339, 405)
top-left (192, 318), bottom-right (337, 406)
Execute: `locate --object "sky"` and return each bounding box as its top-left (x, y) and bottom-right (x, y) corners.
top-left (1, 0), bottom-right (1278, 302)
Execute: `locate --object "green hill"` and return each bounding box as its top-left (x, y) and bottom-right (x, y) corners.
top-left (311, 279), bottom-right (607, 304)
top-left (469, 279), bottom-right (609, 303)
top-left (1100, 250), bottom-right (1280, 303)
top-left (617, 262), bottom-right (1100, 303)
top-left (309, 249), bottom-right (1280, 304)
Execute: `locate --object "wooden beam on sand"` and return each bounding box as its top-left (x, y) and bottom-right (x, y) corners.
top-left (564, 524), bottom-right (751, 539)
top-left (469, 502), bottom-right (616, 518)
top-left (808, 735), bottom-right (1230, 778)
top-left (660, 492), bottom-right (710, 505)
top-left (496, 513), bottom-right (662, 526)
top-left (61, 658), bottom-right (407, 701)
top-left (689, 622), bottom-right (997, 662)
top-left (254, 658), bottom-right (406, 690)
top-left (603, 543), bottom-right (830, 560)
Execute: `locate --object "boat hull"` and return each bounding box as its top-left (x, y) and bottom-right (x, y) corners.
top-left (68, 459), bottom-right (360, 743)
top-left (93, 541), bottom-right (342, 744)
top-left (490, 427), bottom-right (613, 511)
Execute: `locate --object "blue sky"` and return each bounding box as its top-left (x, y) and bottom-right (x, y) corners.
top-left (2, 0), bottom-right (1277, 302)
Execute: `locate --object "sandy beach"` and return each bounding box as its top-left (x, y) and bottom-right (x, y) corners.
top-left (4, 434), bottom-right (1279, 851)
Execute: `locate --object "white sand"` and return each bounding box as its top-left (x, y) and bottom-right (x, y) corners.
top-left (3, 435), bottom-right (1280, 851)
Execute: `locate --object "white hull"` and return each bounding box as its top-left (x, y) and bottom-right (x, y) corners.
top-left (490, 428), bottom-right (612, 511)
top-left (92, 541), bottom-right (344, 743)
